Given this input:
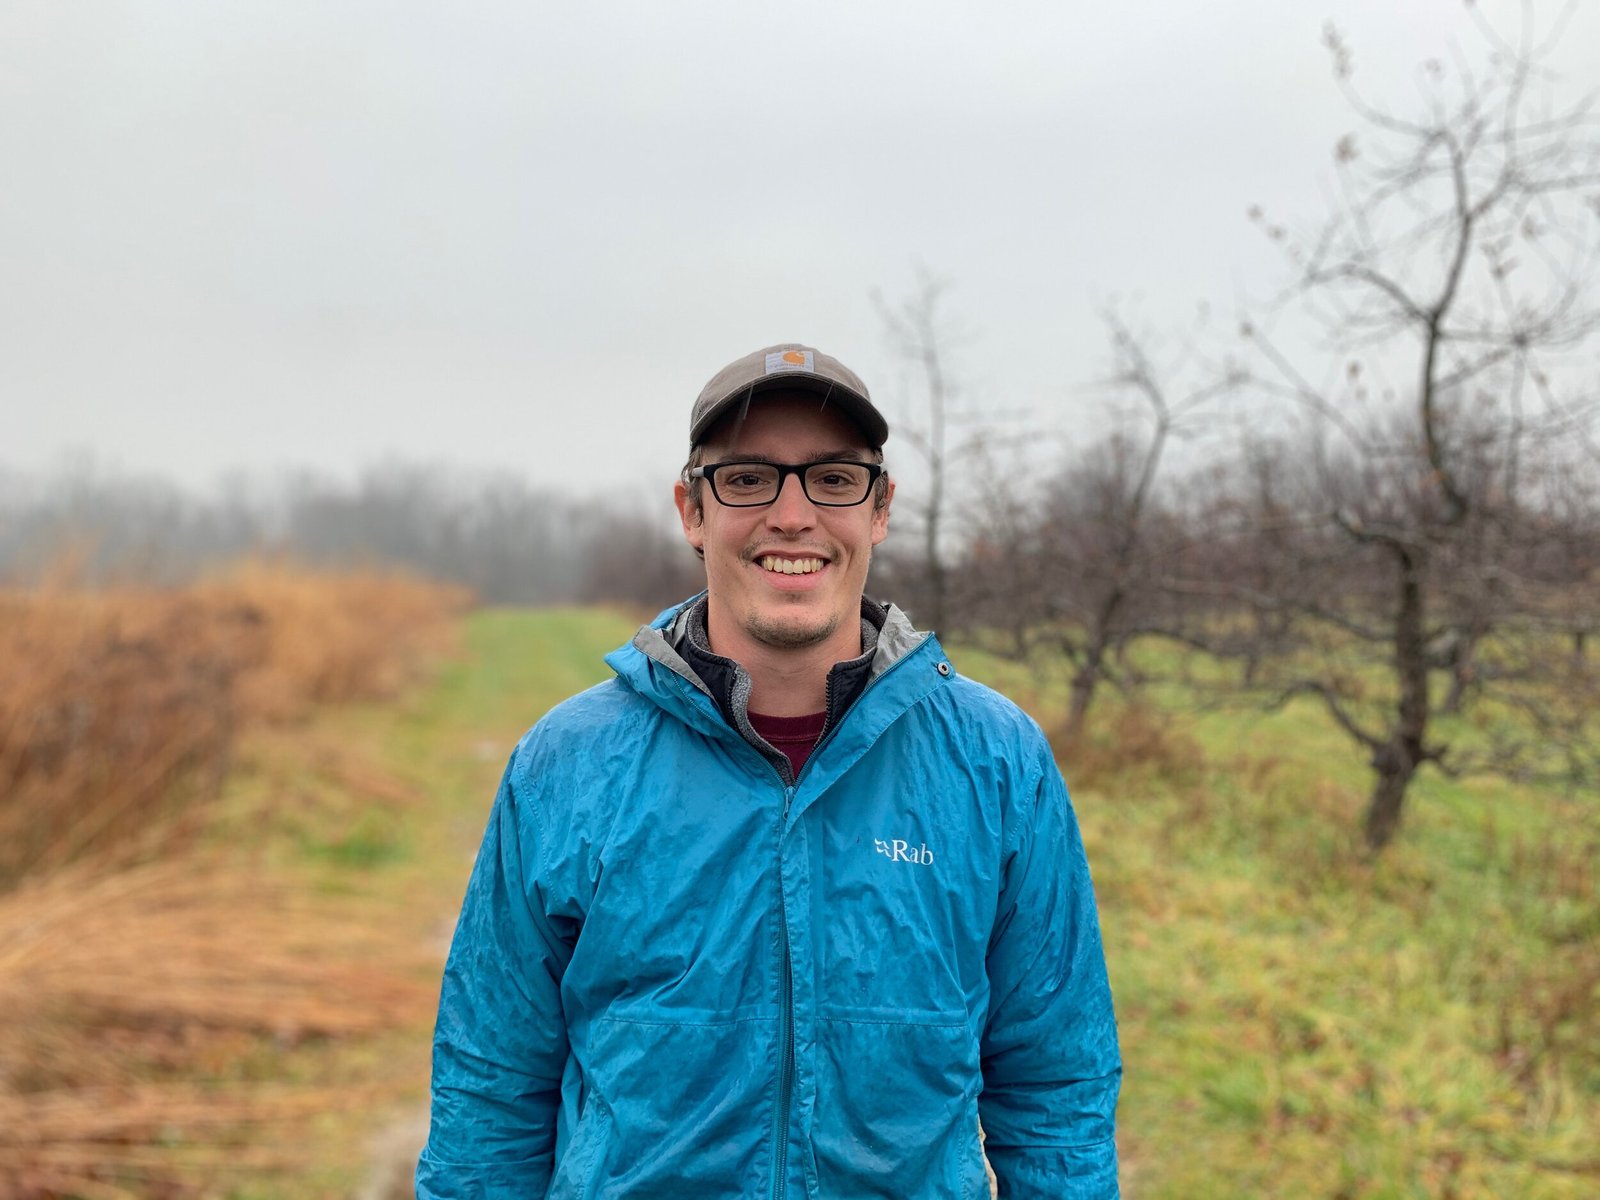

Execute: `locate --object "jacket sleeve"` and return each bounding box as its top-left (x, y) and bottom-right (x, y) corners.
top-left (979, 743), bottom-right (1122, 1199)
top-left (416, 755), bottom-right (575, 1199)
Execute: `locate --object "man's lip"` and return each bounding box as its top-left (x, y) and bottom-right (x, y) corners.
top-left (749, 551), bottom-right (832, 583)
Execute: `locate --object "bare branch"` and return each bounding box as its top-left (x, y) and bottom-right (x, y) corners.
top-left (1267, 679), bottom-right (1384, 751)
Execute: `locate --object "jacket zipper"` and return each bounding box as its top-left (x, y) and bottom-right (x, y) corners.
top-left (747, 645), bottom-right (931, 1200)
top-left (771, 782), bottom-right (796, 1200)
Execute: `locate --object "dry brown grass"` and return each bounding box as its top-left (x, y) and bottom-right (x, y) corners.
top-left (1050, 702), bottom-right (1207, 791)
top-left (2, 1084), bottom-right (339, 1200)
top-left (190, 560), bottom-right (470, 720)
top-left (0, 561), bottom-right (468, 1197)
top-left (0, 561), bottom-right (469, 886)
top-left (0, 858), bottom-right (439, 1198)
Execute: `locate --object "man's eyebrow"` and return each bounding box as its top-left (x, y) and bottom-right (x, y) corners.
top-left (812, 449), bottom-right (870, 462)
top-left (720, 450), bottom-right (870, 464)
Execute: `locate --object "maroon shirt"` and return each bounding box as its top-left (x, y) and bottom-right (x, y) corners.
top-left (748, 709), bottom-right (827, 778)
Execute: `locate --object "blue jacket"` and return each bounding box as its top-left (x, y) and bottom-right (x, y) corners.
top-left (418, 599), bottom-right (1120, 1198)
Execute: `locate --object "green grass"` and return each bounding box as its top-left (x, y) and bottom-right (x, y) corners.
top-left (197, 608), bottom-right (1596, 1198)
top-left (392, 606), bottom-right (641, 890)
top-left (943, 638), bottom-right (1599, 1200)
top-left (195, 606), bottom-right (641, 1199)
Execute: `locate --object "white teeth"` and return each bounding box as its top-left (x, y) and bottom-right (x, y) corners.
top-left (759, 556), bottom-right (824, 575)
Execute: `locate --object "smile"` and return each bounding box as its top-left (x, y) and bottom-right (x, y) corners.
top-left (757, 556), bottom-right (826, 575)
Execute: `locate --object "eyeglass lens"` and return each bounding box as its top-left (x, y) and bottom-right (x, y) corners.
top-left (713, 461), bottom-right (873, 506)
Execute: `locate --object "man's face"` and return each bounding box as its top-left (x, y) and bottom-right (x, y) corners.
top-left (675, 393), bottom-right (893, 659)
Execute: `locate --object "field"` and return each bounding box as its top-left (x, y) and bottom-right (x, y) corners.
top-left (3, 590), bottom-right (1596, 1197)
top-left (960, 646), bottom-right (1599, 1198)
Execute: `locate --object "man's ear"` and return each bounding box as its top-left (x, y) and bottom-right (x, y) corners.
top-left (870, 477), bottom-right (895, 546)
top-left (674, 481), bottom-right (706, 555)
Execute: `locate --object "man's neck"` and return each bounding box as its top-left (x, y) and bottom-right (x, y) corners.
top-left (704, 609), bottom-right (862, 717)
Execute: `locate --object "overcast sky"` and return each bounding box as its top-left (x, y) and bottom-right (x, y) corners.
top-left (4, 0), bottom-right (1596, 508)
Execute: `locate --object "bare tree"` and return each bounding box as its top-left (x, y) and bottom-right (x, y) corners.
top-left (957, 313), bottom-right (1228, 740)
top-left (872, 271), bottom-right (980, 634)
top-left (1220, 5), bottom-right (1600, 849)
top-left (577, 504), bottom-right (706, 613)
top-left (0, 460), bottom-right (698, 609)
top-left (1043, 317), bottom-right (1226, 739)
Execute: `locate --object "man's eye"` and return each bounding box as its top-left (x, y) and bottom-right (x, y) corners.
top-left (810, 466), bottom-right (868, 491)
top-left (726, 472), bottom-right (767, 488)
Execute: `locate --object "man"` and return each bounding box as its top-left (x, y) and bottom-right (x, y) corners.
top-left (417, 343), bottom-right (1121, 1198)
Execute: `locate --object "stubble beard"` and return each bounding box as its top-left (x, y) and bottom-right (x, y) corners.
top-left (734, 535), bottom-right (852, 650)
top-left (744, 606), bottom-right (842, 650)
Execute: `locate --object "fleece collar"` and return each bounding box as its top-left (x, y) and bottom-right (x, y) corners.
top-left (677, 596), bottom-right (883, 731)
top-left (619, 593), bottom-right (934, 786)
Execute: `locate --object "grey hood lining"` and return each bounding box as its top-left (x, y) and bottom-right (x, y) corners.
top-left (868, 600), bottom-right (930, 682)
top-left (635, 594), bottom-right (926, 691)
top-left (628, 594), bottom-right (930, 779)
top-left (632, 601), bottom-right (714, 698)
top-left (679, 598), bottom-right (879, 724)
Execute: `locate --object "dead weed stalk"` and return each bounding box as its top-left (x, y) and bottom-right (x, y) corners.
top-left (0, 561), bottom-right (469, 885)
top-left (0, 859), bottom-right (436, 1198)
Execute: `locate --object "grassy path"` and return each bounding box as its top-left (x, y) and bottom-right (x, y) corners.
top-left (225, 607), bottom-right (638, 1198)
top-left (245, 609), bottom-right (1596, 1199)
top-left (384, 606), bottom-right (639, 904)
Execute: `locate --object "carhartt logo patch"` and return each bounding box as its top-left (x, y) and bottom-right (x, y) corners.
top-left (765, 349), bottom-right (813, 374)
top-left (874, 838), bottom-right (934, 865)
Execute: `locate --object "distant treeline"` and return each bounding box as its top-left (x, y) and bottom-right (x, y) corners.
top-left (0, 462), bottom-right (705, 610)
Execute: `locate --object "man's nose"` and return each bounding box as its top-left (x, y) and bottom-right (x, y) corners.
top-left (765, 471), bottom-right (817, 528)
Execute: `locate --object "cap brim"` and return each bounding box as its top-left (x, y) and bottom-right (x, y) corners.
top-left (691, 374), bottom-right (889, 447)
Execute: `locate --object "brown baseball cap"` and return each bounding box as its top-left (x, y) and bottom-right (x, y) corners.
top-left (690, 343), bottom-right (889, 448)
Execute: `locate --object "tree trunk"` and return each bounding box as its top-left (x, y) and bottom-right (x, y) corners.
top-left (923, 509), bottom-right (946, 634)
top-left (1365, 545), bottom-right (1431, 851)
top-left (1440, 634), bottom-right (1476, 715)
top-left (1364, 739), bottom-right (1421, 851)
top-left (1063, 588), bottom-right (1126, 743)
top-left (1064, 671), bottom-right (1095, 743)
top-left (1063, 642), bottom-right (1106, 743)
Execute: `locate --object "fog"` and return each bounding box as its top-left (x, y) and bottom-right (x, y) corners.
top-left (5, 1), bottom-right (1597, 505)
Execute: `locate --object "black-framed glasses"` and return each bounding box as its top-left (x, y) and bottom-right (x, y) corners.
top-left (691, 459), bottom-right (885, 507)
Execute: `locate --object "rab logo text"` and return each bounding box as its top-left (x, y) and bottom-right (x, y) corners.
top-left (874, 838), bottom-right (934, 865)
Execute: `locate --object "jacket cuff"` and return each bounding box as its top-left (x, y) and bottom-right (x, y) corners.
top-left (414, 1146), bottom-right (554, 1200)
top-left (986, 1136), bottom-right (1119, 1199)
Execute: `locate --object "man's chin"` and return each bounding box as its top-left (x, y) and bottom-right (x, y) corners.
top-left (745, 608), bottom-right (841, 651)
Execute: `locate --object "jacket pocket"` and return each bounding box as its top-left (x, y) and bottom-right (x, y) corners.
top-left (812, 1012), bottom-right (987, 1199)
top-left (546, 1094), bottom-right (612, 1200)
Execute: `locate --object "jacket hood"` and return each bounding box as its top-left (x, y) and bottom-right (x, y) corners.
top-left (608, 592), bottom-right (931, 706)
top-left (604, 593), bottom-right (939, 799)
